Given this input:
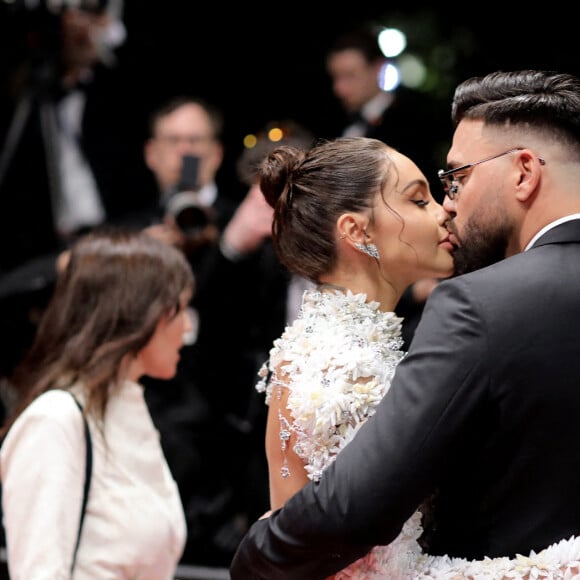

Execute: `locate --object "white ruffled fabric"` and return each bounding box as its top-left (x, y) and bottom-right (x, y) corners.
top-left (257, 287), bottom-right (404, 483)
top-left (257, 288), bottom-right (580, 579)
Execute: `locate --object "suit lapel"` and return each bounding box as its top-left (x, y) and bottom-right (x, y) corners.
top-left (531, 219), bottom-right (580, 248)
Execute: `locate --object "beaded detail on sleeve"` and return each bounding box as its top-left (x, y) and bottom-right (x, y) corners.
top-left (256, 287), bottom-right (404, 482)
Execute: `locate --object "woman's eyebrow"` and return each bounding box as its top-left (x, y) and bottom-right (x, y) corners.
top-left (400, 178), bottom-right (428, 193)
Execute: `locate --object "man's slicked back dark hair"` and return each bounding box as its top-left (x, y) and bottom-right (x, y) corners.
top-left (451, 70), bottom-right (580, 147)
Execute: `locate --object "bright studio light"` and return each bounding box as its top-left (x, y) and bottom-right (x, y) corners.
top-left (378, 63), bottom-right (400, 91)
top-left (377, 27), bottom-right (406, 58)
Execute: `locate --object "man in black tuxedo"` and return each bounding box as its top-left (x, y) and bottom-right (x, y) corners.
top-left (230, 69), bottom-right (580, 578)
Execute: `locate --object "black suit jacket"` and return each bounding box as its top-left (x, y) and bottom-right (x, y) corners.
top-left (230, 219), bottom-right (580, 579)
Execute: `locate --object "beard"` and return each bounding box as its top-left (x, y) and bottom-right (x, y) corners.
top-left (450, 213), bottom-right (512, 276)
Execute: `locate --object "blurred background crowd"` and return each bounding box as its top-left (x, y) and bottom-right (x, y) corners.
top-left (0, 0), bottom-right (576, 574)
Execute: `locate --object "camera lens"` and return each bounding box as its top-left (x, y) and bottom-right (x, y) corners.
top-left (175, 205), bottom-right (210, 236)
top-left (165, 190), bottom-right (213, 236)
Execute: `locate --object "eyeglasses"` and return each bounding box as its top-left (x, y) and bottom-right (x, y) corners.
top-left (155, 134), bottom-right (213, 148)
top-left (437, 148), bottom-right (546, 200)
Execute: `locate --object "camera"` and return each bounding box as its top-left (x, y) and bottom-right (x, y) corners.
top-left (164, 154), bottom-right (215, 237)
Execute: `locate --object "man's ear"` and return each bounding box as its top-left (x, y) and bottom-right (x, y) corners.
top-left (515, 150), bottom-right (544, 202)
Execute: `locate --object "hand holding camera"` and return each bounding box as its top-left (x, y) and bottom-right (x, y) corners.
top-left (163, 154), bottom-right (218, 254)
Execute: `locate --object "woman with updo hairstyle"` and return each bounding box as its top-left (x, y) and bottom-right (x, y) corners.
top-left (261, 138), bottom-right (391, 283)
top-left (254, 136), bottom-right (455, 577)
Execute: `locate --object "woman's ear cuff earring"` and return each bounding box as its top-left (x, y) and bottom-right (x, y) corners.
top-left (355, 242), bottom-right (380, 259)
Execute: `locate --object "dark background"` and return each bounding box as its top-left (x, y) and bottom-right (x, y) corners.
top-left (2, 1), bottom-right (579, 198)
top-left (118, 1), bottom-right (580, 177)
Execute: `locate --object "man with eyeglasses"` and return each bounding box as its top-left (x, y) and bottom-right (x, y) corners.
top-left (230, 69), bottom-right (580, 579)
top-left (143, 96), bottom-right (237, 255)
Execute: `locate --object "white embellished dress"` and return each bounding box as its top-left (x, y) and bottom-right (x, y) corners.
top-left (257, 287), bottom-right (580, 579)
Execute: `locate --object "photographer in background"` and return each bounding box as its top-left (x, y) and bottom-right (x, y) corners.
top-left (0, 0), bottom-right (150, 390)
top-left (143, 96), bottom-right (238, 271)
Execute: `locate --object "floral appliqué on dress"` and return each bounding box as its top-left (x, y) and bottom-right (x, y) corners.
top-left (256, 288), bottom-right (580, 579)
top-left (257, 287), bottom-right (404, 483)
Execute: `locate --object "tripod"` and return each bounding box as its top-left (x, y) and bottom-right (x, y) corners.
top-left (0, 58), bottom-right (63, 215)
